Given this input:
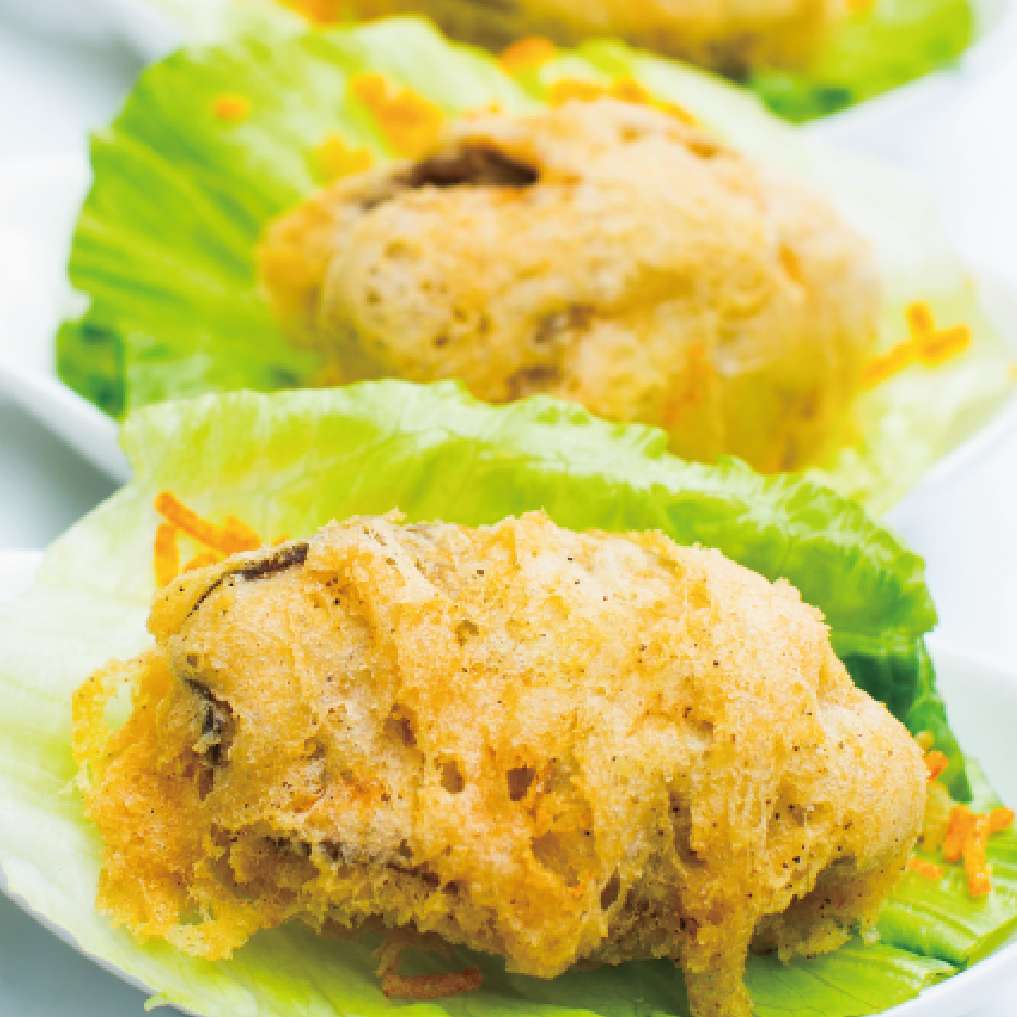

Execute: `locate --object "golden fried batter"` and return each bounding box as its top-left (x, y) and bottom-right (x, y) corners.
top-left (259, 100), bottom-right (879, 472)
top-left (340, 0), bottom-right (844, 74)
top-left (74, 513), bottom-right (924, 1017)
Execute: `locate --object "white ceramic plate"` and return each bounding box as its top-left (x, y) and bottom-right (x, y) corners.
top-left (0, 546), bottom-right (1015, 1016)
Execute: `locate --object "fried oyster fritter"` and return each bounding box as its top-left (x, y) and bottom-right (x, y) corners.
top-left (334, 0), bottom-right (843, 75)
top-left (259, 100), bottom-right (880, 473)
top-left (73, 513), bottom-right (924, 1017)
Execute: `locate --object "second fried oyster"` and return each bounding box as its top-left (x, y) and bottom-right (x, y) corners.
top-left (260, 99), bottom-right (880, 472)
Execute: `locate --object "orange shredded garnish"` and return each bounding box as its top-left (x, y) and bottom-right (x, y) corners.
top-left (547, 75), bottom-right (698, 126)
top-left (152, 493), bottom-right (265, 586)
top-left (915, 730), bottom-right (935, 752)
top-left (212, 94), bottom-right (252, 123)
top-left (990, 807), bottom-right (1015, 833)
top-left (154, 522), bottom-right (179, 588)
top-left (154, 492), bottom-right (261, 555)
top-left (964, 814), bottom-right (993, 897)
top-left (924, 750), bottom-right (949, 782)
top-left (351, 73), bottom-right (444, 159)
top-left (919, 324), bottom-right (971, 367)
top-left (863, 302), bottom-right (972, 388)
top-left (940, 804), bottom-right (1012, 897)
top-left (906, 301), bottom-right (935, 341)
top-left (277, 0), bottom-right (341, 23)
top-left (943, 804), bottom-right (974, 863)
top-left (547, 77), bottom-right (608, 105)
top-left (908, 857), bottom-right (943, 881)
top-left (862, 342), bottom-right (918, 388)
top-left (313, 134), bottom-right (373, 182)
top-left (499, 36), bottom-right (557, 73)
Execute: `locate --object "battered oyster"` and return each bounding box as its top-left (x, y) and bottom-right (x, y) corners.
top-left (74, 512), bottom-right (925, 1017)
top-left (259, 99), bottom-right (880, 472)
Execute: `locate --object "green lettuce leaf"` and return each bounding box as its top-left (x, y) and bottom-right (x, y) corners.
top-left (880, 761), bottom-right (1017, 965)
top-left (58, 16), bottom-right (1014, 513)
top-left (751, 0), bottom-right (974, 122)
top-left (0, 381), bottom-right (985, 1016)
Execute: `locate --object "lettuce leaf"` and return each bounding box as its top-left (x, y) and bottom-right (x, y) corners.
top-left (0, 381), bottom-right (985, 1016)
top-left (58, 16), bottom-right (1014, 513)
top-left (880, 761), bottom-right (1017, 966)
top-left (751, 0), bottom-right (974, 122)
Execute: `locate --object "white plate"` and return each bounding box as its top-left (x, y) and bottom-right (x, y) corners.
top-left (0, 546), bottom-right (1015, 1016)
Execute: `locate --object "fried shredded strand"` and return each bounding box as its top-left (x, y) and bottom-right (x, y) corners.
top-left (152, 493), bottom-right (262, 586)
top-left (924, 750), bottom-right (949, 782)
top-left (377, 939), bottom-right (483, 1000)
top-left (546, 76), bottom-right (698, 125)
top-left (499, 36), bottom-right (557, 73)
top-left (154, 492), bottom-right (261, 555)
top-left (907, 857), bottom-right (943, 881)
top-left (350, 73), bottom-right (445, 158)
top-left (154, 522), bottom-right (180, 588)
top-left (862, 302), bottom-right (972, 389)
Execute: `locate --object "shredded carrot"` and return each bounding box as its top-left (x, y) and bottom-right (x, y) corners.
top-left (212, 94), bottom-right (251, 123)
top-left (939, 803), bottom-right (1012, 897)
top-left (313, 134), bottom-right (373, 182)
top-left (862, 342), bottom-right (918, 389)
top-left (943, 805), bottom-right (974, 863)
top-left (154, 522), bottom-right (179, 588)
top-left (546, 76), bottom-right (698, 125)
top-left (547, 78), bottom-right (608, 105)
top-left (277, 0), bottom-right (341, 23)
top-left (990, 807), bottom-right (1015, 834)
top-left (919, 324), bottom-right (971, 367)
top-left (915, 730), bottom-right (935, 752)
top-left (908, 857), bottom-right (943, 881)
top-left (964, 814), bottom-right (993, 897)
top-left (906, 301), bottom-right (935, 341)
top-left (499, 36), bottom-right (557, 73)
top-left (350, 74), bottom-right (444, 159)
top-left (924, 750), bottom-right (949, 782)
top-left (154, 492), bottom-right (261, 555)
top-left (863, 302), bottom-right (972, 388)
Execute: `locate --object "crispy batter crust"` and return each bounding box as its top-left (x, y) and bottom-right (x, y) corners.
top-left (259, 100), bottom-right (879, 472)
top-left (74, 513), bottom-right (924, 1017)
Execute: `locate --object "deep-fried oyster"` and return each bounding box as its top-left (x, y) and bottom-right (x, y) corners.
top-left (259, 100), bottom-right (880, 472)
top-left (73, 512), bottom-right (924, 1017)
